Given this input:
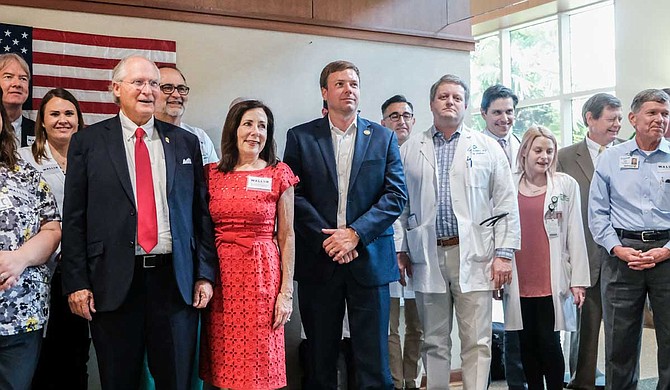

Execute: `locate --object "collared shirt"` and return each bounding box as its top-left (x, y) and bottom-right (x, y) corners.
top-left (483, 128), bottom-right (512, 165)
top-left (329, 117), bottom-right (357, 228)
top-left (0, 159), bottom-right (60, 336)
top-left (180, 122), bottom-right (219, 165)
top-left (11, 115), bottom-right (22, 148)
top-left (119, 111), bottom-right (172, 255)
top-left (433, 126), bottom-right (460, 238)
top-left (585, 135), bottom-right (613, 166)
top-left (589, 138), bottom-right (670, 252)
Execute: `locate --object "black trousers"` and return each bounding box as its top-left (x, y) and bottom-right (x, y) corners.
top-left (32, 269), bottom-right (91, 390)
top-left (517, 295), bottom-right (564, 390)
top-left (90, 261), bottom-right (198, 390)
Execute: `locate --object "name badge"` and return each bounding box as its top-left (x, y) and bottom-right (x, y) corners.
top-left (658, 163), bottom-right (670, 173)
top-left (545, 218), bottom-right (559, 238)
top-left (246, 176), bottom-right (272, 192)
top-left (8, 187), bottom-right (31, 202)
top-left (619, 155), bottom-right (639, 169)
top-left (0, 194), bottom-right (12, 211)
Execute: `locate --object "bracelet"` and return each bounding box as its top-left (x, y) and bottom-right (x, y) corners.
top-left (279, 292), bottom-right (293, 300)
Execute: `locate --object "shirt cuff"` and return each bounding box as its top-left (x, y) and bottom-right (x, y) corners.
top-left (495, 248), bottom-right (514, 260)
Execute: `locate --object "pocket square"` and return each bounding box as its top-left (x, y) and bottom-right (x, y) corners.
top-left (182, 158), bottom-right (192, 165)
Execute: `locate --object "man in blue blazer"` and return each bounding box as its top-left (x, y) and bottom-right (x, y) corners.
top-left (61, 56), bottom-right (217, 390)
top-left (284, 60), bottom-right (407, 389)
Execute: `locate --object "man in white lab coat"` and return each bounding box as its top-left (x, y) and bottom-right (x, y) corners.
top-left (395, 74), bottom-right (520, 389)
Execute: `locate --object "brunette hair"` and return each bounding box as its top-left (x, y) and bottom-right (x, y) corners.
top-left (217, 100), bottom-right (277, 173)
top-left (32, 88), bottom-right (84, 164)
top-left (0, 89), bottom-right (18, 167)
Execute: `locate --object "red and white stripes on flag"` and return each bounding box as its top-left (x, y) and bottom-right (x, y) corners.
top-left (2, 24), bottom-right (176, 126)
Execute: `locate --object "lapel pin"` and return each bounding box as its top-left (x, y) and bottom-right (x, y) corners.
top-left (363, 129), bottom-right (371, 136)
top-left (165, 136), bottom-right (170, 143)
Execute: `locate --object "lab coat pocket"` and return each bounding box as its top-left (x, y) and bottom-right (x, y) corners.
top-left (465, 164), bottom-right (490, 188)
top-left (406, 224), bottom-right (438, 265)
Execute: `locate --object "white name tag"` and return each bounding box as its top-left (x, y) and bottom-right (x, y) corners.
top-left (658, 163), bottom-right (670, 173)
top-left (619, 155), bottom-right (639, 169)
top-left (545, 218), bottom-right (559, 238)
top-left (246, 176), bottom-right (272, 192)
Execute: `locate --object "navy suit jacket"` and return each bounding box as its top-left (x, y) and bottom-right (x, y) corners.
top-left (284, 116), bottom-right (407, 287)
top-left (21, 116), bottom-right (35, 147)
top-left (61, 115), bottom-right (217, 311)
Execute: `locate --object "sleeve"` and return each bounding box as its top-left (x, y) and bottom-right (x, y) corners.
top-left (36, 176), bottom-right (60, 224)
top-left (565, 177), bottom-right (590, 287)
top-left (588, 157), bottom-right (620, 253)
top-left (192, 139), bottom-right (218, 283)
top-left (275, 162), bottom-right (299, 195)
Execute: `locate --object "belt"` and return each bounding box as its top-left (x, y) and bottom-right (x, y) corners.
top-left (437, 236), bottom-right (459, 247)
top-left (135, 253), bottom-right (172, 268)
top-left (615, 228), bottom-right (670, 243)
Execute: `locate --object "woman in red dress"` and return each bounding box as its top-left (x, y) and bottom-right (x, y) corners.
top-left (200, 100), bottom-right (297, 389)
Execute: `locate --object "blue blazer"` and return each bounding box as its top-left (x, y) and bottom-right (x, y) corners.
top-left (284, 116), bottom-right (407, 286)
top-left (61, 116), bottom-right (217, 311)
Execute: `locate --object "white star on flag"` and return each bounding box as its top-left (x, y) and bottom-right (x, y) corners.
top-left (21, 32), bottom-right (27, 39)
top-left (12, 39), bottom-right (18, 45)
top-left (4, 30), bottom-right (10, 36)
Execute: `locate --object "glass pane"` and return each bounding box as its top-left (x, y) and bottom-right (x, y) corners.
top-left (513, 101), bottom-right (561, 146)
top-left (510, 20), bottom-right (560, 100)
top-left (571, 95), bottom-right (591, 144)
top-left (471, 113), bottom-right (486, 132)
top-left (570, 4), bottom-right (615, 92)
top-left (471, 35), bottom-right (501, 111)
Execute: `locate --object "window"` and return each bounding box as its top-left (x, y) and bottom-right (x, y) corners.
top-left (470, 1), bottom-right (615, 147)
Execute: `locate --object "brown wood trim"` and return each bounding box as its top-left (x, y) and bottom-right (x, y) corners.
top-left (450, 368), bottom-right (463, 383)
top-left (4, 0), bottom-right (474, 51)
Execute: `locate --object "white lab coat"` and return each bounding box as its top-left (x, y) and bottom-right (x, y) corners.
top-left (394, 126), bottom-right (521, 294)
top-left (503, 172), bottom-right (591, 331)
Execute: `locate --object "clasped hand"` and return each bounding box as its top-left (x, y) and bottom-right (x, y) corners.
top-left (613, 246), bottom-right (670, 270)
top-left (322, 228), bottom-right (359, 264)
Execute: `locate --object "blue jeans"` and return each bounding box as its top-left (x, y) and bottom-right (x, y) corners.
top-left (0, 329), bottom-right (43, 389)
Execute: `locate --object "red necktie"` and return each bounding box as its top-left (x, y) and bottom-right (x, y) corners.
top-left (135, 127), bottom-right (158, 253)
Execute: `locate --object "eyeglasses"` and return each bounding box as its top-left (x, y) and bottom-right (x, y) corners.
top-left (386, 112), bottom-right (413, 122)
top-left (123, 80), bottom-right (160, 90)
top-left (160, 84), bottom-right (190, 96)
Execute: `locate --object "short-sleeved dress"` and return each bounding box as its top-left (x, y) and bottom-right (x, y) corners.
top-left (200, 161), bottom-right (298, 389)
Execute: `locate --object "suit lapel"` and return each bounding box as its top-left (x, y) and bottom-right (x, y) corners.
top-left (575, 140), bottom-right (594, 181)
top-left (156, 121), bottom-right (176, 195)
top-left (419, 128), bottom-right (436, 170)
top-left (314, 117), bottom-right (338, 189)
top-left (105, 115), bottom-right (136, 206)
top-left (348, 117), bottom-right (372, 192)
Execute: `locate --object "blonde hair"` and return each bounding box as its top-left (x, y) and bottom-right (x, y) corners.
top-left (516, 125), bottom-right (558, 175)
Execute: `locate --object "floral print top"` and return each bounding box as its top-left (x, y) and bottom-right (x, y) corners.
top-left (0, 159), bottom-right (60, 336)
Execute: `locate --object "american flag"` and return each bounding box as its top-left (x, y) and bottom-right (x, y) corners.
top-left (0, 23), bottom-right (176, 125)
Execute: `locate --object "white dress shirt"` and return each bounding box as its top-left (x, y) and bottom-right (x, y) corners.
top-left (329, 117), bottom-right (357, 229)
top-left (119, 111), bottom-right (172, 255)
top-left (585, 134), bottom-right (613, 166)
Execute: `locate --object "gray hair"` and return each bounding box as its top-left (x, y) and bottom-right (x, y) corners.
top-left (582, 93), bottom-right (621, 124)
top-left (109, 55), bottom-right (159, 105)
top-left (429, 74), bottom-right (469, 107)
top-left (630, 89), bottom-right (670, 113)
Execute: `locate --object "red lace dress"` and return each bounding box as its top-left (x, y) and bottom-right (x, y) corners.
top-left (200, 162), bottom-right (298, 389)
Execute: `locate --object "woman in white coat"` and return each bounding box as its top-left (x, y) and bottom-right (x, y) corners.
top-left (504, 126), bottom-right (590, 390)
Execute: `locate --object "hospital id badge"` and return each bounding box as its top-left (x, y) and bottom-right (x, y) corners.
top-left (246, 176), bottom-right (272, 191)
top-left (546, 218), bottom-right (559, 238)
top-left (619, 155), bottom-right (639, 169)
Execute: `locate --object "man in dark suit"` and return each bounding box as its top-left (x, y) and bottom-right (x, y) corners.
top-left (284, 60), bottom-right (407, 389)
top-left (557, 92), bottom-right (623, 390)
top-left (61, 55), bottom-right (217, 390)
top-left (0, 53), bottom-right (35, 146)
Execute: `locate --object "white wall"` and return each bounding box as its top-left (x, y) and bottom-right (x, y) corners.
top-left (615, 0), bottom-right (670, 137)
top-left (1, 4), bottom-right (470, 155)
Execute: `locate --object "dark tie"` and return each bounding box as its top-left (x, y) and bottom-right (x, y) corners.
top-left (135, 127), bottom-right (157, 253)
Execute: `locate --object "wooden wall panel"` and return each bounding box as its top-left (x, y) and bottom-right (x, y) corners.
top-left (2, 0), bottom-right (474, 50)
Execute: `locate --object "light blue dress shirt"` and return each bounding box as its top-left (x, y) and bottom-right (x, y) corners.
top-left (588, 138), bottom-right (670, 253)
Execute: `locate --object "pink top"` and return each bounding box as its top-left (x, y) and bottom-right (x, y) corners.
top-left (516, 192), bottom-right (552, 297)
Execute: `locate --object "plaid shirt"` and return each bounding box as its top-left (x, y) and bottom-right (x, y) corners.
top-left (432, 126), bottom-right (513, 260)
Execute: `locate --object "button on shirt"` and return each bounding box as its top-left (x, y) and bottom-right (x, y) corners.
top-left (433, 126), bottom-right (460, 238)
top-left (119, 112), bottom-right (172, 255)
top-left (589, 138), bottom-right (670, 252)
top-left (330, 118), bottom-right (357, 229)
